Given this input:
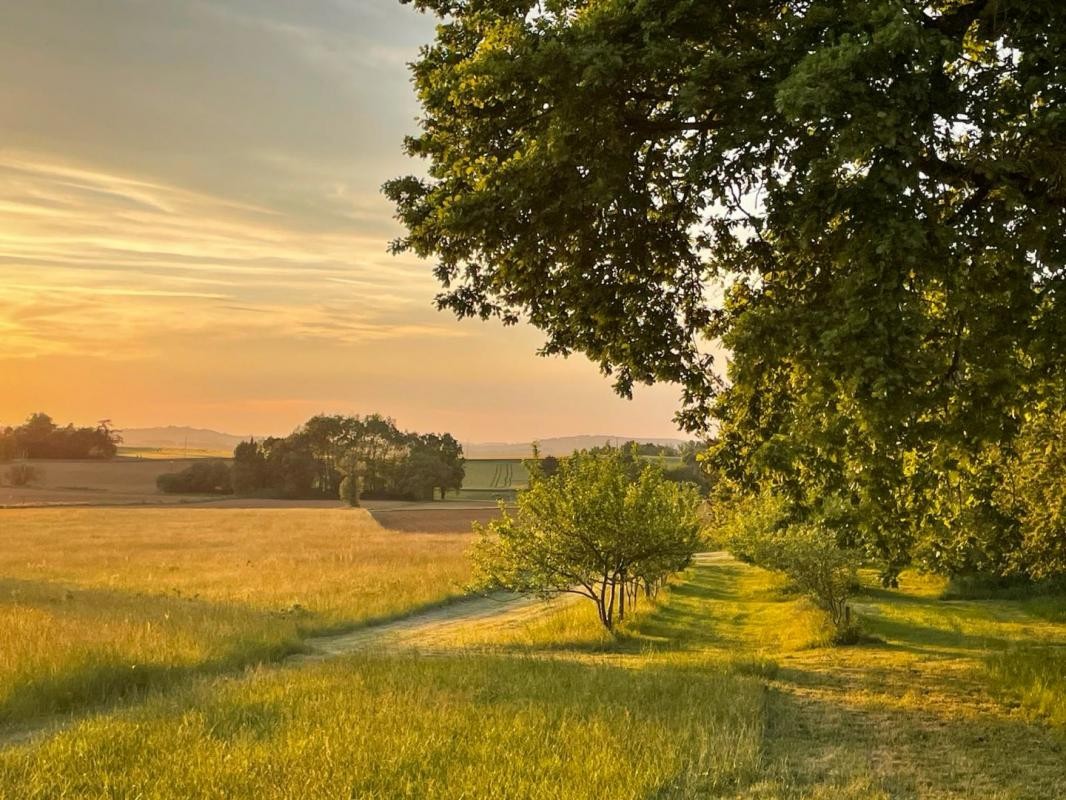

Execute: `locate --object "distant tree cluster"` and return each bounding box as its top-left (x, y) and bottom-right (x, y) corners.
top-left (0, 413), bottom-right (120, 460)
top-left (584, 441), bottom-right (711, 495)
top-left (157, 414), bottom-right (465, 502)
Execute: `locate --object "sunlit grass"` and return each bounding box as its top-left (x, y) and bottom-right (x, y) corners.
top-left (0, 508), bottom-right (473, 723)
top-left (1, 538), bottom-right (1063, 798)
top-left (0, 655), bottom-right (766, 800)
top-left (985, 646), bottom-right (1066, 728)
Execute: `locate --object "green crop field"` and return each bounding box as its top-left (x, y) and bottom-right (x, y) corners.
top-left (449, 458), bottom-right (529, 500)
top-left (1, 509), bottom-right (1063, 799)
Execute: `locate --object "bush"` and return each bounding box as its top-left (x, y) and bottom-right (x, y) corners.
top-left (719, 493), bottom-right (861, 640)
top-left (767, 524), bottom-right (860, 635)
top-left (3, 464), bottom-right (42, 486)
top-left (156, 461), bottom-right (232, 495)
top-left (338, 475), bottom-right (360, 507)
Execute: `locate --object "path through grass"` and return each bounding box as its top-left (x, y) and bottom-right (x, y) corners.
top-left (0, 508), bottom-right (474, 726)
top-left (1, 550), bottom-right (1063, 798)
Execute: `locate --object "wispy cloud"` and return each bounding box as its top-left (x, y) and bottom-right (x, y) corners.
top-left (0, 154), bottom-right (453, 359)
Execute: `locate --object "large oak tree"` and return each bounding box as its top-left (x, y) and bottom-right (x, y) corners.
top-left (386, 0), bottom-right (1066, 576)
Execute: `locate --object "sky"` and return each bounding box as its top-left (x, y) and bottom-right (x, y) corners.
top-left (0, 0), bottom-right (686, 442)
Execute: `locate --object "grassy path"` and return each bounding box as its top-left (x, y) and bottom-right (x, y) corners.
top-left (638, 554), bottom-right (1066, 798)
top-left (295, 590), bottom-right (579, 658)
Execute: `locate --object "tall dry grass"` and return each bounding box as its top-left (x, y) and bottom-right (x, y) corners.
top-left (0, 508), bottom-right (473, 722)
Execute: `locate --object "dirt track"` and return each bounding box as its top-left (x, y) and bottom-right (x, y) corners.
top-left (296, 591), bottom-right (575, 659)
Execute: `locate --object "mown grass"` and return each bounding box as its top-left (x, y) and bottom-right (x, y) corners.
top-left (0, 508), bottom-right (473, 724)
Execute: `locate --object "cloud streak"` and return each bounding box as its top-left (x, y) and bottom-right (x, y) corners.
top-left (0, 153), bottom-right (453, 360)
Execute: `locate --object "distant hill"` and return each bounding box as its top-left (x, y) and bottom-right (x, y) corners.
top-left (120, 426), bottom-right (258, 452)
top-left (462, 435), bottom-right (690, 459)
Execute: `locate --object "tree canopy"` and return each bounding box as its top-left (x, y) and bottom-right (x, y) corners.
top-left (387, 0), bottom-right (1066, 580)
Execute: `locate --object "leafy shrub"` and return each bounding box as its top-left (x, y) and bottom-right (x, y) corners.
top-left (768, 524), bottom-right (862, 640)
top-left (718, 492), bottom-right (861, 641)
top-left (156, 460), bottom-right (232, 495)
top-left (338, 475), bottom-right (360, 507)
top-left (1005, 406), bottom-right (1066, 579)
top-left (4, 464), bottom-right (42, 486)
top-left (472, 448), bottom-right (703, 631)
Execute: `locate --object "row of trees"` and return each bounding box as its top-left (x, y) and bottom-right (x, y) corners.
top-left (0, 413), bottom-right (120, 460)
top-left (158, 414), bottom-right (465, 502)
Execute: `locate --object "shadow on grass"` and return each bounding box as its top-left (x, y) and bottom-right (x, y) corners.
top-left (758, 663), bottom-right (1066, 799)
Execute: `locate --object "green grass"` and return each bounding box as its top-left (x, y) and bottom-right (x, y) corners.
top-left (1, 544), bottom-right (1064, 798)
top-left (459, 458), bottom-right (529, 490)
top-left (0, 656), bottom-right (765, 799)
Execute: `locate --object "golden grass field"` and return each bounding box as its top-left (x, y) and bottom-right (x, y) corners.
top-left (0, 508), bottom-right (473, 724)
top-left (0, 507), bottom-right (1064, 799)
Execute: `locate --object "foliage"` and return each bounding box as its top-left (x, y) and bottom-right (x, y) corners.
top-left (399, 433), bottom-right (465, 500)
top-left (1003, 405), bottom-right (1066, 580)
top-left (338, 475), bottom-right (360, 507)
top-left (229, 415), bottom-right (464, 501)
top-left (719, 492), bottom-right (860, 637)
top-left (0, 413), bottom-right (120, 460)
top-left (387, 0), bottom-right (1066, 581)
top-left (472, 449), bottom-right (702, 630)
top-left (156, 460), bottom-right (232, 495)
top-left (3, 463), bottom-right (42, 487)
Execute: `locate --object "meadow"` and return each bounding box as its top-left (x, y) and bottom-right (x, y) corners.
top-left (0, 459), bottom-right (202, 506)
top-left (0, 508), bottom-right (473, 725)
top-left (1, 515), bottom-right (1063, 799)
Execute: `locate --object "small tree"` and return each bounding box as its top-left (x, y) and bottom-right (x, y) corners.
top-left (4, 464), bottom-right (42, 487)
top-left (471, 449), bottom-right (702, 631)
top-left (769, 524), bottom-right (860, 638)
top-left (338, 455), bottom-right (364, 507)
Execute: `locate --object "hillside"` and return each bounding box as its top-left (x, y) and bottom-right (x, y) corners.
top-left (118, 428), bottom-right (687, 459)
top-left (120, 426), bottom-right (260, 452)
top-left (462, 435), bottom-right (690, 459)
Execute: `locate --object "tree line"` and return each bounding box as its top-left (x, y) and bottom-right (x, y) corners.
top-left (158, 414), bottom-right (465, 503)
top-left (0, 413), bottom-right (120, 460)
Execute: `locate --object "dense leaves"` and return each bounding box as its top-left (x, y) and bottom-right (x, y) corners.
top-left (156, 461), bottom-right (233, 495)
top-left (389, 0), bottom-right (1066, 580)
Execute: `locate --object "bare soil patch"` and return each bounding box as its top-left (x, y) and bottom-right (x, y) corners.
top-left (369, 505), bottom-right (504, 533)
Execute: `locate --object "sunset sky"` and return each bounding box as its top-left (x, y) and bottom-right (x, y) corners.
top-left (0, 0), bottom-right (686, 442)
